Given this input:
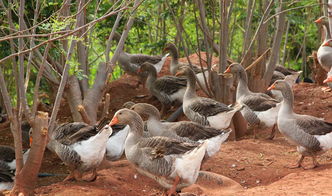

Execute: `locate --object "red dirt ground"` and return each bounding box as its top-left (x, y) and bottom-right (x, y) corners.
top-left (1, 53), bottom-right (332, 195)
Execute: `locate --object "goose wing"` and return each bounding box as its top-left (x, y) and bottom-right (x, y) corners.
top-left (0, 170), bottom-right (14, 182)
top-left (129, 54), bottom-right (163, 66)
top-left (241, 94), bottom-right (278, 112)
top-left (154, 76), bottom-right (187, 95)
top-left (139, 136), bottom-right (199, 159)
top-left (295, 114), bottom-right (332, 136)
top-left (189, 97), bottom-right (232, 117)
top-left (0, 146), bottom-right (15, 162)
top-left (173, 122), bottom-right (223, 141)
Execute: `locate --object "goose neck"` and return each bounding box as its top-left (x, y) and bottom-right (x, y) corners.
top-left (323, 24), bottom-right (331, 41)
top-left (184, 71), bottom-right (197, 99)
top-left (145, 67), bottom-right (157, 90)
top-left (280, 85), bottom-right (294, 114)
top-left (236, 69), bottom-right (250, 98)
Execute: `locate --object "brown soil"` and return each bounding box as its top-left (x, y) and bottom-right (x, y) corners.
top-left (1, 54), bottom-right (332, 195)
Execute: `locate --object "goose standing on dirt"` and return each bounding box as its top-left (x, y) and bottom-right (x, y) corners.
top-left (110, 108), bottom-right (208, 196)
top-left (177, 67), bottom-right (242, 130)
top-left (0, 145), bottom-right (30, 191)
top-left (315, 16), bottom-right (332, 88)
top-left (48, 120), bottom-right (112, 181)
top-left (139, 62), bottom-right (187, 115)
top-left (318, 39), bottom-right (332, 88)
top-left (113, 33), bottom-right (168, 87)
top-left (0, 170), bottom-right (14, 191)
top-left (131, 103), bottom-right (231, 157)
top-left (163, 43), bottom-right (210, 92)
top-left (224, 63), bottom-right (280, 139)
top-left (268, 80), bottom-right (332, 169)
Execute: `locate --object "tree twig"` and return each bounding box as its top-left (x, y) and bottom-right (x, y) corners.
top-left (77, 105), bottom-right (92, 125)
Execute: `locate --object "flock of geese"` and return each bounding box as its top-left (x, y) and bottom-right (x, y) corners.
top-left (1, 18), bottom-right (332, 195)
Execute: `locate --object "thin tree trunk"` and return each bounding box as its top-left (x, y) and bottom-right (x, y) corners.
top-left (263, 0), bottom-right (286, 86)
top-left (328, 0), bottom-right (332, 34)
top-left (281, 20), bottom-right (290, 66)
top-left (11, 112), bottom-right (49, 196)
top-left (77, 0), bottom-right (89, 94)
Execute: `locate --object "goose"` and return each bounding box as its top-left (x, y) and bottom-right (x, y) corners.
top-left (105, 124), bottom-right (130, 161)
top-left (319, 39), bottom-right (332, 88)
top-left (315, 16), bottom-right (332, 88)
top-left (268, 80), bottom-right (332, 169)
top-left (163, 43), bottom-right (210, 92)
top-left (113, 33), bottom-right (168, 87)
top-left (131, 103), bottom-right (231, 157)
top-left (0, 146), bottom-right (29, 191)
top-left (176, 67), bottom-right (242, 130)
top-left (139, 62), bottom-right (187, 115)
top-left (268, 69), bottom-right (302, 101)
top-left (48, 120), bottom-right (112, 181)
top-left (224, 63), bottom-right (281, 139)
top-left (110, 108), bottom-right (208, 196)
top-left (0, 170), bottom-right (14, 191)
top-left (0, 146), bottom-right (30, 172)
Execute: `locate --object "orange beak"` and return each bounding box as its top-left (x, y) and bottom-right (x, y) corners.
top-left (29, 136), bottom-right (33, 147)
top-left (314, 18), bottom-right (322, 24)
top-left (224, 67), bottom-right (231, 73)
top-left (323, 77), bottom-right (332, 83)
top-left (109, 116), bottom-right (119, 126)
top-left (175, 71), bottom-right (184, 77)
top-left (323, 41), bottom-right (330, 46)
top-left (267, 84), bottom-right (275, 91)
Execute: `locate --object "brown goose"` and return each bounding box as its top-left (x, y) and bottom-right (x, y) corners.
top-left (113, 33), bottom-right (168, 87)
top-left (268, 80), bottom-right (332, 169)
top-left (131, 103), bottom-right (231, 157)
top-left (225, 63), bottom-right (280, 139)
top-left (177, 67), bottom-right (242, 129)
top-left (110, 109), bottom-right (207, 196)
top-left (139, 62), bottom-right (187, 115)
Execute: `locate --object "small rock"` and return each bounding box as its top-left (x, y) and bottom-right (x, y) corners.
top-left (231, 164), bottom-right (237, 168)
top-left (134, 174), bottom-right (137, 179)
top-left (256, 179), bottom-right (261, 184)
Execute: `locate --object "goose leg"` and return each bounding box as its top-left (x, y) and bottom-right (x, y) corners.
top-left (285, 155), bottom-right (304, 169)
top-left (267, 124), bottom-right (277, 140)
top-left (63, 171), bottom-right (75, 182)
top-left (84, 168), bottom-right (98, 182)
top-left (73, 170), bottom-right (83, 181)
top-left (303, 156), bottom-right (319, 170)
top-left (166, 176), bottom-right (180, 196)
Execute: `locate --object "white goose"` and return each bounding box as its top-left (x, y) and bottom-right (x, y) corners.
top-left (268, 80), bottom-right (332, 169)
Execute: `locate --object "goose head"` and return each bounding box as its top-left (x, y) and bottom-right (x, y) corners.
top-left (163, 43), bottom-right (177, 54)
top-left (323, 76), bottom-right (332, 83)
top-left (314, 16), bottom-right (328, 25)
top-left (267, 80), bottom-right (290, 92)
top-left (175, 66), bottom-right (194, 77)
top-left (138, 62), bottom-right (155, 74)
top-left (315, 16), bottom-right (328, 25)
top-left (110, 109), bottom-right (143, 134)
top-left (224, 63), bottom-right (244, 74)
top-left (322, 39), bottom-right (332, 47)
top-left (130, 103), bottom-right (160, 119)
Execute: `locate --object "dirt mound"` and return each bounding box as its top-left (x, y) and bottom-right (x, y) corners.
top-left (1, 53), bottom-right (332, 195)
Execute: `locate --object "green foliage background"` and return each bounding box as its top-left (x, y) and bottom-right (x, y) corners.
top-left (0, 0), bottom-right (323, 105)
